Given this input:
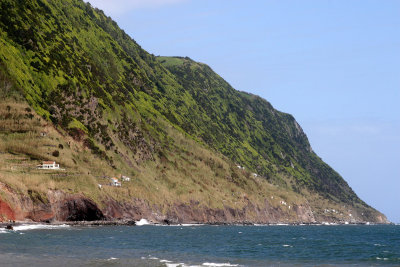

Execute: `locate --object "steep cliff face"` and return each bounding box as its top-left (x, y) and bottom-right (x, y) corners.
top-left (0, 183), bottom-right (388, 224)
top-left (0, 182), bottom-right (103, 222)
top-left (0, 181), bottom-right (335, 224)
top-left (158, 57), bottom-right (362, 205)
top-left (0, 0), bottom-right (388, 223)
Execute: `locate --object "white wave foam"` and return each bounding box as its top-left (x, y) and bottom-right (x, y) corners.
top-left (165, 264), bottom-right (185, 267)
top-left (136, 218), bottom-right (150, 226)
top-left (13, 224), bottom-right (70, 231)
top-left (151, 258), bottom-right (238, 267)
top-left (202, 263), bottom-right (238, 266)
top-left (157, 224), bottom-right (205, 227)
top-left (376, 257), bottom-right (389, 261)
top-left (107, 257), bottom-right (118, 261)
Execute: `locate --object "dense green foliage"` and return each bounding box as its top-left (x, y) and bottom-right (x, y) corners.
top-left (0, 0), bottom-right (365, 207)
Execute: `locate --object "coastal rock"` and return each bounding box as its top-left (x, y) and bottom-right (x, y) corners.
top-left (47, 190), bottom-right (104, 221)
top-left (59, 198), bottom-right (104, 221)
top-left (0, 187), bottom-right (389, 224)
top-left (293, 204), bottom-right (316, 223)
top-left (0, 198), bottom-right (15, 221)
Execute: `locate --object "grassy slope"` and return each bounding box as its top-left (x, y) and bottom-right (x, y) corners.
top-left (0, 90), bottom-right (310, 222)
top-left (0, 0), bottom-right (385, 222)
top-left (157, 56), bottom-right (362, 203)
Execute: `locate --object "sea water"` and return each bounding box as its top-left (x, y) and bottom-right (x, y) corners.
top-left (0, 224), bottom-right (399, 266)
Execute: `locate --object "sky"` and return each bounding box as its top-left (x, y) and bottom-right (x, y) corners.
top-left (87, 0), bottom-right (400, 223)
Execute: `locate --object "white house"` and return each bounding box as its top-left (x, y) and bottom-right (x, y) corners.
top-left (110, 178), bottom-right (121, 187)
top-left (121, 175), bottom-right (130, 182)
top-left (37, 161), bottom-right (60, 170)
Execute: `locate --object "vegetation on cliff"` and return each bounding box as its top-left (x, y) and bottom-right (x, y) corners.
top-left (0, 0), bottom-right (386, 223)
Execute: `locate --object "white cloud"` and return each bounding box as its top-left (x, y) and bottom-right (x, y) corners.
top-left (86, 0), bottom-right (187, 16)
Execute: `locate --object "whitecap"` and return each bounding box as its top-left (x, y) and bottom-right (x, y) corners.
top-left (135, 219), bottom-right (150, 226)
top-left (13, 224), bottom-right (70, 231)
top-left (202, 263), bottom-right (239, 266)
top-left (165, 264), bottom-right (184, 267)
top-left (164, 224), bottom-right (204, 227)
top-left (107, 257), bottom-right (118, 260)
top-left (0, 229), bottom-right (8, 234)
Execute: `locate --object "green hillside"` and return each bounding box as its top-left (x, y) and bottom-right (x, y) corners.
top-left (0, 0), bottom-right (386, 223)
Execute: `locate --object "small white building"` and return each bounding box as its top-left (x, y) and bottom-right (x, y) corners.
top-left (110, 178), bottom-right (121, 187)
top-left (37, 161), bottom-right (60, 170)
top-left (121, 175), bottom-right (130, 182)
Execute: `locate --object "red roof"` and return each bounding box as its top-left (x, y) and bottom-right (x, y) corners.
top-left (42, 161), bottom-right (55, 164)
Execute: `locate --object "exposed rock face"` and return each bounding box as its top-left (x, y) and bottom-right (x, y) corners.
top-left (0, 185), bottom-right (316, 223)
top-left (48, 191), bottom-right (104, 221)
top-left (293, 204), bottom-right (315, 222)
top-left (0, 198), bottom-right (15, 221)
top-left (0, 182), bottom-right (389, 224)
top-left (99, 198), bottom-right (317, 224)
top-left (163, 200), bottom-right (316, 224)
top-left (0, 184), bottom-right (103, 222)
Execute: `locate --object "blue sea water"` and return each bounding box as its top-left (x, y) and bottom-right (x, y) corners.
top-left (0, 224), bottom-right (399, 266)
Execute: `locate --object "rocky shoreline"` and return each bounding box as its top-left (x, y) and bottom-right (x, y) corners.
top-left (1, 219), bottom-right (391, 230)
top-left (0, 185), bottom-right (389, 226)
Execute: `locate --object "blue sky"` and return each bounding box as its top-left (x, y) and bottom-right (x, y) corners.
top-left (88, 0), bottom-right (400, 223)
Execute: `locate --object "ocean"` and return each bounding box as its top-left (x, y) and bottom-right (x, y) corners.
top-left (0, 224), bottom-right (399, 266)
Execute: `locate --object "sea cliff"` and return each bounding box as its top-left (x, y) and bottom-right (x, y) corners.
top-left (0, 0), bottom-right (388, 224)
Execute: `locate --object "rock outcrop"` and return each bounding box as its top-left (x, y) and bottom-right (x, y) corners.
top-left (2, 182), bottom-right (388, 224)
